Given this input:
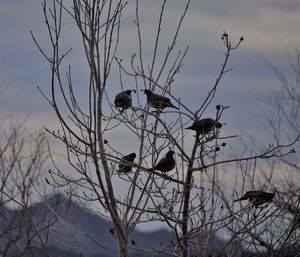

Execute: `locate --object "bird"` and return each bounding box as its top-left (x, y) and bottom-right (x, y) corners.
top-left (151, 150), bottom-right (176, 173)
top-left (186, 118), bottom-right (222, 135)
top-left (114, 90), bottom-right (135, 111)
top-left (118, 153), bottom-right (136, 173)
top-left (142, 89), bottom-right (178, 111)
top-left (233, 190), bottom-right (275, 208)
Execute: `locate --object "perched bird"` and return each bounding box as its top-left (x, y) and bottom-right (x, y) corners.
top-left (186, 118), bottom-right (222, 135)
top-left (142, 89), bottom-right (178, 110)
top-left (114, 90), bottom-right (135, 111)
top-left (152, 150), bottom-right (176, 173)
top-left (234, 190), bottom-right (275, 208)
top-left (118, 153), bottom-right (136, 173)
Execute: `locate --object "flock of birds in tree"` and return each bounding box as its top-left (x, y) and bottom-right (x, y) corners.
top-left (114, 89), bottom-right (276, 208)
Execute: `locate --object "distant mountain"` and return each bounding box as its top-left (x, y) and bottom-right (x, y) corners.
top-left (0, 193), bottom-right (239, 257)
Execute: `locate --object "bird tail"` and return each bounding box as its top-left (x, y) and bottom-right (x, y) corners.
top-left (233, 198), bottom-right (242, 202)
top-left (170, 104), bottom-right (179, 110)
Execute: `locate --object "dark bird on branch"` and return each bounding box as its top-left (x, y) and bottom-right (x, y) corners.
top-left (118, 153), bottom-right (136, 173)
top-left (151, 150), bottom-right (175, 173)
top-left (186, 118), bottom-right (222, 135)
top-left (234, 190), bottom-right (275, 208)
top-left (114, 89), bottom-right (135, 111)
top-left (142, 89), bottom-right (178, 110)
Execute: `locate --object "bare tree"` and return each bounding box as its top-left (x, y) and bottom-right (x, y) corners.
top-left (31, 1), bottom-right (298, 257)
top-left (0, 119), bottom-right (48, 207)
top-left (260, 48), bottom-right (300, 256)
top-left (213, 48), bottom-right (300, 257)
top-left (0, 119), bottom-right (51, 256)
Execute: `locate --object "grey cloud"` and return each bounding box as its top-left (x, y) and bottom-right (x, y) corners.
top-left (0, 0), bottom-right (299, 147)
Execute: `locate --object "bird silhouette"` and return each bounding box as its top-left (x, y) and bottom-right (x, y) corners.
top-left (186, 118), bottom-right (222, 135)
top-left (114, 90), bottom-right (135, 111)
top-left (234, 190), bottom-right (275, 208)
top-left (142, 89), bottom-right (178, 111)
top-left (118, 153), bottom-right (136, 173)
top-left (151, 150), bottom-right (175, 173)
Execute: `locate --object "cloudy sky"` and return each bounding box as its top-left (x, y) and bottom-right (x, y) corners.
top-left (1, 0), bottom-right (300, 136)
top-left (1, 0), bottom-right (300, 232)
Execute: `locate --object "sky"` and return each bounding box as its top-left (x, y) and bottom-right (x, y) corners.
top-left (0, 0), bottom-right (300, 225)
top-left (1, 1), bottom-right (300, 134)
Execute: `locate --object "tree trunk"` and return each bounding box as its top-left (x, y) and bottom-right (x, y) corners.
top-left (118, 235), bottom-right (128, 257)
top-left (181, 136), bottom-right (199, 257)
